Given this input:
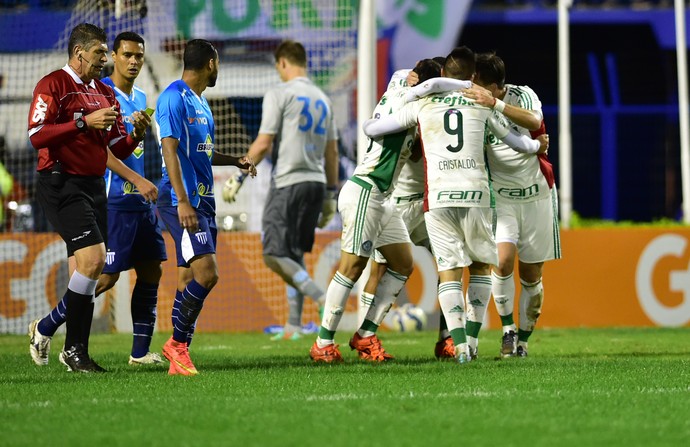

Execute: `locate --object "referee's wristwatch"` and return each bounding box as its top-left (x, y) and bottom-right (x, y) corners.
top-left (75, 116), bottom-right (87, 132)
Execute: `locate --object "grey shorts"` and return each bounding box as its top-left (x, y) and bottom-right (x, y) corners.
top-left (261, 181), bottom-right (324, 260)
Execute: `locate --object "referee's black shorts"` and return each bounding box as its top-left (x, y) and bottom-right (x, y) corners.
top-left (36, 172), bottom-right (107, 257)
top-left (261, 181), bottom-right (325, 261)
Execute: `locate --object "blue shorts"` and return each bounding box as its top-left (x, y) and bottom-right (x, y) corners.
top-left (102, 208), bottom-right (167, 274)
top-left (158, 205), bottom-right (217, 267)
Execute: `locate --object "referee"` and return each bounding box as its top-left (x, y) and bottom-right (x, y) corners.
top-left (27, 23), bottom-right (150, 373)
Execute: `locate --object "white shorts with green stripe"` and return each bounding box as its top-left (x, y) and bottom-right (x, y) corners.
top-left (425, 206), bottom-right (498, 271)
top-left (495, 186), bottom-right (562, 263)
top-left (339, 176), bottom-right (411, 258)
top-left (373, 194), bottom-right (428, 264)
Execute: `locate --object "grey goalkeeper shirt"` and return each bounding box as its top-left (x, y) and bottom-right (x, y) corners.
top-left (259, 77), bottom-right (338, 189)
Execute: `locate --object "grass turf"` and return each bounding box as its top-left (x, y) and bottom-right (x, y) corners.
top-left (1, 328), bottom-right (689, 447)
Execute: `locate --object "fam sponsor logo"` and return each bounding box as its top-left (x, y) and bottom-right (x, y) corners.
top-left (436, 190), bottom-right (482, 202)
top-left (497, 184), bottom-right (540, 200)
top-left (636, 234), bottom-right (690, 326)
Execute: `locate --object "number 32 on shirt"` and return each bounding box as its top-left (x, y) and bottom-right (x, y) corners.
top-left (297, 96), bottom-right (328, 135)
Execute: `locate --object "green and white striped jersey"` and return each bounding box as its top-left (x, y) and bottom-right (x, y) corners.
top-left (363, 89), bottom-right (541, 210)
top-left (485, 84), bottom-right (551, 203)
top-left (352, 80), bottom-right (416, 196)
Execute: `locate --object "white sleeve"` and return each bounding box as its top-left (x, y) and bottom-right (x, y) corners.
top-left (488, 112), bottom-right (539, 154)
top-left (390, 69), bottom-right (411, 84)
top-left (363, 102), bottom-right (419, 138)
top-left (387, 69), bottom-right (412, 90)
top-left (404, 78), bottom-right (472, 103)
top-left (499, 131), bottom-right (540, 154)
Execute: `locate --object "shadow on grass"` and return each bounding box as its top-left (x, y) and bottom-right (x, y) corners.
top-left (187, 354), bottom-right (533, 372)
top-left (554, 351), bottom-right (690, 359)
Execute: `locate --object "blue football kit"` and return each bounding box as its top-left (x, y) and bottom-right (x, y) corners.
top-left (156, 79), bottom-right (217, 266)
top-left (101, 77), bottom-right (167, 274)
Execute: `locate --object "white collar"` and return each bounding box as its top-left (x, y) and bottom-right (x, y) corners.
top-left (63, 64), bottom-right (97, 89)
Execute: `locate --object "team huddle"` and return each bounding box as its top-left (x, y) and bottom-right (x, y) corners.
top-left (311, 47), bottom-right (557, 364)
top-left (26, 22), bottom-right (559, 374)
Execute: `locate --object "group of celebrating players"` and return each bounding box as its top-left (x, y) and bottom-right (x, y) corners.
top-left (309, 47), bottom-right (557, 365)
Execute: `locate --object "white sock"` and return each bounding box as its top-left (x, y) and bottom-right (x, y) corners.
top-left (455, 342), bottom-right (469, 358)
top-left (438, 281), bottom-right (465, 345)
top-left (466, 274), bottom-right (492, 350)
top-left (519, 278), bottom-right (544, 332)
top-left (358, 269), bottom-right (408, 337)
top-left (492, 271), bottom-right (517, 333)
top-left (316, 272), bottom-right (354, 347)
top-left (357, 292), bottom-right (376, 337)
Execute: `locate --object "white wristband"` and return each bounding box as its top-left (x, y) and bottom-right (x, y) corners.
top-left (494, 99), bottom-right (506, 113)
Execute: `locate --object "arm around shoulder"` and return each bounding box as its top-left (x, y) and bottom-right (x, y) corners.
top-left (499, 102), bottom-right (542, 131)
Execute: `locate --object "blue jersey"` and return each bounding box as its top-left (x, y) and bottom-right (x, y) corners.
top-left (101, 77), bottom-right (150, 211)
top-left (156, 79), bottom-right (215, 209)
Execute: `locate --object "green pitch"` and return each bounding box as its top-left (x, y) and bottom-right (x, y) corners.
top-left (1, 328), bottom-right (689, 446)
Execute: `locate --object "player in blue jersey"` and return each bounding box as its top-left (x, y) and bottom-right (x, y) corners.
top-left (99, 32), bottom-right (167, 365)
top-left (156, 39), bottom-right (255, 376)
top-left (28, 31), bottom-right (164, 367)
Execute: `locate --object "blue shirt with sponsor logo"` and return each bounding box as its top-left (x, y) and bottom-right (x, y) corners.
top-left (156, 79), bottom-right (215, 210)
top-left (101, 77), bottom-right (150, 211)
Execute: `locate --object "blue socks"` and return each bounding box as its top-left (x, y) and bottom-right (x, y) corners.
top-left (172, 280), bottom-right (209, 344)
top-left (38, 295), bottom-right (67, 337)
top-left (172, 289), bottom-right (197, 347)
top-left (130, 280), bottom-right (158, 358)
